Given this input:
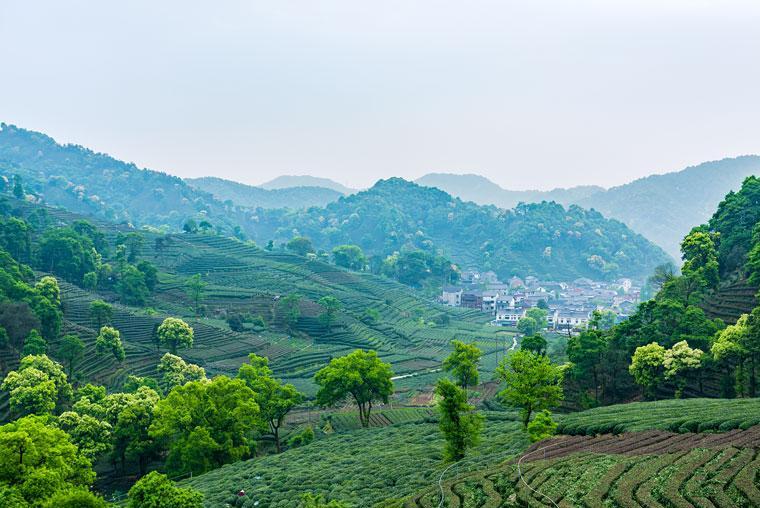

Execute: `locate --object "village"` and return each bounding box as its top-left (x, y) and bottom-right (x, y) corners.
top-left (440, 269), bottom-right (641, 331)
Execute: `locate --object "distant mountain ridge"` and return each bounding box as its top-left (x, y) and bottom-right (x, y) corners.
top-left (415, 173), bottom-right (603, 208)
top-left (186, 176), bottom-right (343, 210)
top-left (417, 157), bottom-right (760, 259)
top-left (260, 175), bottom-right (356, 195)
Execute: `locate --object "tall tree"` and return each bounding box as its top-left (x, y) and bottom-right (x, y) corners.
top-left (318, 296), bottom-right (342, 333)
top-left (314, 350), bottom-right (394, 428)
top-left (158, 353), bottom-right (206, 391)
top-left (127, 471), bottom-right (204, 508)
top-left (277, 294), bottom-right (301, 331)
top-left (57, 334), bottom-right (85, 378)
top-left (286, 237), bottom-right (315, 256)
top-left (442, 340), bottom-right (482, 390)
top-left (496, 350), bottom-right (563, 428)
top-left (517, 316), bottom-right (539, 336)
top-left (567, 330), bottom-right (608, 404)
top-left (1, 354), bottom-right (72, 416)
top-left (629, 342), bottom-right (666, 400)
top-left (663, 340), bottom-right (704, 398)
top-left (89, 300), bottom-right (113, 330)
top-left (95, 326), bottom-right (126, 362)
top-left (185, 274), bottom-right (205, 317)
top-left (435, 378), bottom-right (483, 461)
top-left (22, 329), bottom-right (47, 356)
top-left (238, 354), bottom-right (304, 453)
top-left (157, 317), bottom-right (194, 354)
top-left (520, 334), bottom-right (547, 356)
top-left (332, 244), bottom-right (366, 271)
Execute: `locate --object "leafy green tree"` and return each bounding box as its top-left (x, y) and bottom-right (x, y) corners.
top-left (742, 306), bottom-right (760, 397)
top-left (150, 376), bottom-right (260, 475)
top-left (0, 217), bottom-right (31, 262)
top-left (117, 264), bottom-right (150, 306)
top-left (22, 329), bottom-right (47, 356)
top-left (318, 296), bottom-right (342, 332)
top-left (663, 340), bottom-right (704, 398)
top-left (442, 340), bottom-right (482, 390)
top-left (315, 350), bottom-right (394, 428)
top-left (1, 355), bottom-right (72, 416)
top-left (680, 229), bottom-right (720, 289)
top-left (525, 308), bottom-right (548, 330)
top-left (127, 471), bottom-right (204, 508)
top-left (526, 410), bottom-right (557, 442)
top-left (0, 415), bottom-right (95, 506)
top-left (185, 274), bottom-right (205, 316)
top-left (520, 334), bottom-right (547, 356)
top-left (136, 260), bottom-right (159, 291)
top-left (89, 299), bottom-right (113, 330)
top-left (332, 244), bottom-right (367, 271)
top-left (589, 309), bottom-right (617, 330)
top-left (629, 342), bottom-right (666, 400)
top-left (34, 276), bottom-right (60, 306)
top-left (158, 353), bottom-right (206, 391)
top-left (57, 334), bottom-right (85, 378)
top-left (12, 174), bottom-right (23, 199)
top-left (567, 330), bottom-right (608, 404)
top-left (496, 350), bottom-right (563, 428)
top-left (238, 354), bottom-right (304, 453)
top-left (182, 219), bottom-right (198, 234)
top-left (57, 411), bottom-right (112, 460)
top-left (37, 227), bottom-right (96, 283)
top-left (287, 236), bottom-right (315, 256)
top-left (101, 387), bottom-right (160, 474)
top-left (536, 299), bottom-right (549, 310)
top-left (435, 378), bottom-right (483, 462)
top-left (43, 488), bottom-right (109, 508)
top-left (517, 316), bottom-right (538, 336)
top-left (157, 317), bottom-right (194, 354)
top-left (96, 326), bottom-right (126, 362)
top-left (712, 315), bottom-right (749, 397)
top-left (123, 375), bottom-right (161, 394)
top-left (277, 294), bottom-right (301, 330)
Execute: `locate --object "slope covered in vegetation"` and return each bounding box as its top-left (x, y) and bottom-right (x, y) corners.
top-left (251, 178), bottom-right (671, 281)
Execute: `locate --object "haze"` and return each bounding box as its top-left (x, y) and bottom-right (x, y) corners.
top-left (1, 0), bottom-right (759, 190)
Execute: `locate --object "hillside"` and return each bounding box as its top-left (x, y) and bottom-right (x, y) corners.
top-left (253, 178), bottom-right (671, 281)
top-left (186, 176), bottom-right (342, 209)
top-left (0, 123), bottom-right (245, 234)
top-left (415, 173), bottom-right (603, 208)
top-left (260, 175), bottom-right (356, 195)
top-left (577, 156), bottom-right (760, 259)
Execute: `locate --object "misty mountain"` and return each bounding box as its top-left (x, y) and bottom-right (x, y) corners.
top-left (415, 173), bottom-right (603, 208)
top-left (252, 178), bottom-right (671, 281)
top-left (186, 177), bottom-right (342, 210)
top-left (260, 175), bottom-right (356, 195)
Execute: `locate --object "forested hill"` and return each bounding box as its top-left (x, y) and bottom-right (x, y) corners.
top-left (253, 178), bottom-right (671, 281)
top-left (186, 177), bottom-right (342, 210)
top-left (260, 175), bottom-right (356, 194)
top-left (0, 123), bottom-right (244, 233)
top-left (577, 156), bottom-right (760, 259)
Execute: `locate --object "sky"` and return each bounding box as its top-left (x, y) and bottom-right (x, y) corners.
top-left (1, 1), bottom-right (759, 191)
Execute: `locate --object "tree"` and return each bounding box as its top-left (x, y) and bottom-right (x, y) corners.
top-left (136, 260), bottom-right (159, 291)
top-left (0, 415), bottom-right (95, 506)
top-left (89, 300), bottom-right (113, 330)
top-left (238, 354), bottom-right (304, 453)
top-left (287, 237), bottom-right (315, 256)
top-left (127, 471), bottom-right (204, 508)
top-left (525, 308), bottom-right (548, 330)
top-left (742, 306), bottom-right (760, 397)
top-left (117, 264), bottom-right (150, 306)
top-left (496, 350), bottom-right (563, 428)
top-left (0, 217), bottom-right (31, 262)
top-left (332, 245), bottom-right (366, 271)
top-left (12, 174), bottom-right (23, 199)
top-left (57, 334), bottom-right (85, 378)
top-left (1, 355), bottom-right (72, 416)
top-left (43, 488), bottom-right (109, 508)
top-left (318, 296), bottom-right (342, 333)
top-left (314, 350), bottom-right (394, 428)
top-left (526, 410), bottom-right (557, 443)
top-left (35, 276), bottom-right (60, 306)
top-left (157, 317), bottom-right (194, 354)
top-left (182, 219), bottom-right (198, 234)
top-left (100, 387), bottom-right (160, 474)
top-left (566, 330), bottom-right (608, 404)
top-left (37, 228), bottom-right (96, 283)
top-left (149, 377), bottom-right (259, 475)
top-left (22, 329), bottom-right (47, 356)
top-left (185, 274), bottom-right (205, 316)
top-left (198, 220), bottom-right (213, 233)
top-left (442, 340), bottom-right (482, 390)
top-left (712, 315), bottom-right (749, 398)
top-left (517, 316), bottom-right (538, 336)
top-left (680, 229), bottom-right (720, 289)
top-left (536, 299), bottom-right (549, 310)
top-left (520, 334), bottom-right (547, 356)
top-left (96, 326), bottom-right (126, 362)
top-left (158, 353), bottom-right (206, 391)
top-left (277, 294), bottom-right (301, 330)
top-left (589, 309), bottom-right (617, 331)
top-left (57, 411), bottom-right (112, 460)
top-left (663, 340), bottom-right (704, 398)
top-left (629, 342), bottom-right (666, 400)
top-left (435, 378), bottom-right (483, 462)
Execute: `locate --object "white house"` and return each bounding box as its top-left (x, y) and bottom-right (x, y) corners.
top-left (554, 310), bottom-right (591, 330)
top-left (441, 287), bottom-right (462, 307)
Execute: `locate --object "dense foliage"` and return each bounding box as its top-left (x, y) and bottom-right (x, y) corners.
top-left (186, 176), bottom-right (342, 210)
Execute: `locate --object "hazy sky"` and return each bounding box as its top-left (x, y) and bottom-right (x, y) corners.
top-left (2, 1), bottom-right (759, 190)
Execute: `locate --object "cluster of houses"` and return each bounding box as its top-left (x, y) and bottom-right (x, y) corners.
top-left (440, 270), bottom-right (640, 331)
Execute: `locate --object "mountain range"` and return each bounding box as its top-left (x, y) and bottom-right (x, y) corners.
top-left (186, 177), bottom-right (343, 210)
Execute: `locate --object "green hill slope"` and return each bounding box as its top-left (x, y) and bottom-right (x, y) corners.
top-left (253, 178), bottom-right (671, 281)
